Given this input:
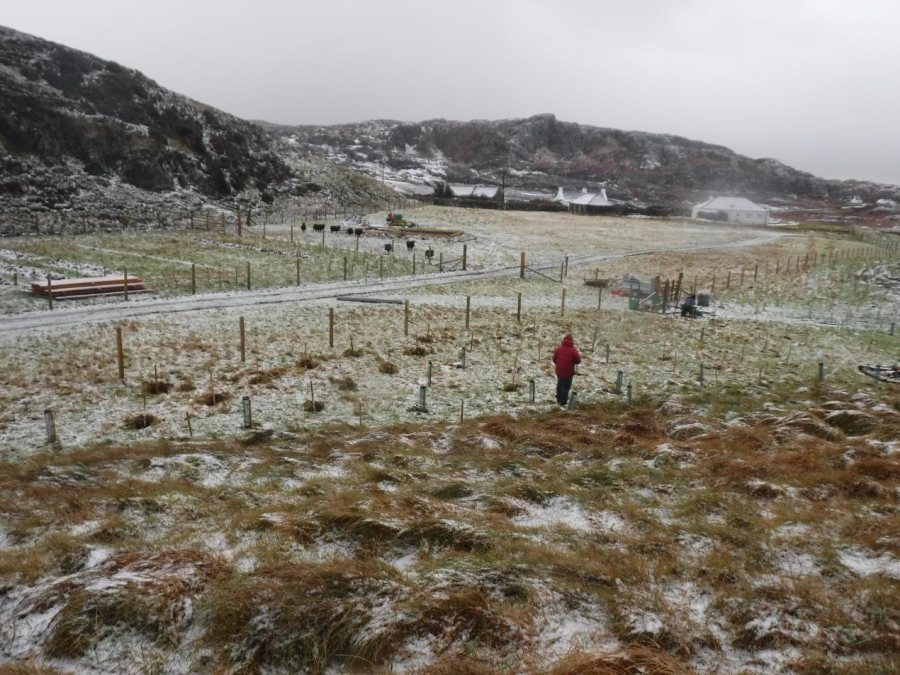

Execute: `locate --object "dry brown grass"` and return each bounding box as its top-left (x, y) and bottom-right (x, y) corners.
top-left (549, 645), bottom-right (696, 675)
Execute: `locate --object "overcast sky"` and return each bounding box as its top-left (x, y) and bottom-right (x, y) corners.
top-left (4, 0), bottom-right (899, 185)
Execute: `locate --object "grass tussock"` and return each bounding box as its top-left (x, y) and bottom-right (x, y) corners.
top-left (140, 379), bottom-right (173, 395)
top-left (329, 374), bottom-right (358, 391)
top-left (202, 560), bottom-right (408, 672)
top-left (303, 399), bottom-right (325, 412)
top-left (124, 413), bottom-right (158, 430)
top-left (378, 359), bottom-right (399, 374)
top-left (197, 391), bottom-right (231, 406)
top-left (549, 645), bottom-right (695, 675)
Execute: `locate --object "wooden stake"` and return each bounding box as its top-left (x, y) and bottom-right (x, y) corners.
top-left (516, 292), bottom-right (522, 322)
top-left (560, 288), bottom-right (566, 316)
top-left (246, 262), bottom-right (251, 290)
top-left (465, 296), bottom-right (471, 329)
top-left (47, 275), bottom-right (53, 310)
top-left (191, 263), bottom-right (196, 294)
top-left (520, 251), bottom-right (525, 279)
top-left (329, 308), bottom-right (335, 348)
top-left (462, 244), bottom-right (467, 271)
top-left (185, 412), bottom-right (193, 438)
top-left (459, 399), bottom-right (465, 423)
top-left (404, 300), bottom-right (409, 337)
top-left (124, 269), bottom-right (129, 301)
top-left (239, 316), bottom-right (246, 362)
top-left (296, 258), bottom-right (300, 286)
top-left (116, 326), bottom-right (124, 380)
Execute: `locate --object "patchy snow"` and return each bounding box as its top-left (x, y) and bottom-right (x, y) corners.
top-left (838, 547), bottom-right (900, 579)
top-left (511, 496), bottom-right (596, 531)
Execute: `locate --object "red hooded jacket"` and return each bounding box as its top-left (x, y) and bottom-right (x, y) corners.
top-left (552, 335), bottom-right (581, 378)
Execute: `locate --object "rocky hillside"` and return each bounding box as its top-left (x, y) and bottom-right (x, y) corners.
top-left (0, 26), bottom-right (394, 234)
top-left (264, 115), bottom-right (900, 207)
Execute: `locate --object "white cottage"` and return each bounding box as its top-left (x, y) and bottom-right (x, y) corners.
top-left (691, 196), bottom-right (769, 225)
top-left (555, 186), bottom-right (609, 212)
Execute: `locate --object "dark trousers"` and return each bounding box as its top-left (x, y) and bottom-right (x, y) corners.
top-left (556, 376), bottom-right (573, 406)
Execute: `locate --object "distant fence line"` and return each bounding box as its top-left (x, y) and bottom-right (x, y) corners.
top-left (0, 197), bottom-right (421, 238)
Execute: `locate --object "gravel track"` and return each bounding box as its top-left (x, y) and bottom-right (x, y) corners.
top-left (0, 232), bottom-right (783, 337)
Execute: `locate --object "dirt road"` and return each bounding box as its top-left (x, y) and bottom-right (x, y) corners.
top-left (0, 232), bottom-right (783, 337)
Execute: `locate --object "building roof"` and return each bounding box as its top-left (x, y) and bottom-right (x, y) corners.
top-left (570, 189), bottom-right (609, 207)
top-left (449, 184), bottom-right (499, 199)
top-left (693, 196), bottom-right (767, 212)
top-left (557, 186), bottom-right (609, 206)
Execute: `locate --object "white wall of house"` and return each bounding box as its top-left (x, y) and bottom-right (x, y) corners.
top-left (691, 197), bottom-right (769, 225)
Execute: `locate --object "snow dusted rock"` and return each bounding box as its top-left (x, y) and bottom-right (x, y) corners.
top-left (666, 418), bottom-right (709, 441)
top-left (823, 410), bottom-right (880, 436)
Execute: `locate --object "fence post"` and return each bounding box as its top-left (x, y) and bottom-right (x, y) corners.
top-left (296, 258), bottom-right (300, 286)
top-left (520, 252), bottom-right (525, 279)
top-left (240, 316), bottom-right (246, 362)
top-left (343, 256), bottom-right (348, 281)
top-left (818, 361), bottom-right (824, 383)
top-left (427, 360), bottom-right (433, 386)
top-left (567, 391), bottom-right (577, 409)
top-left (329, 308), bottom-right (335, 348)
top-left (461, 346), bottom-right (467, 369)
top-left (116, 326), bottom-right (125, 381)
top-left (517, 292), bottom-right (522, 322)
top-left (418, 385), bottom-right (427, 412)
top-left (529, 378), bottom-right (535, 404)
top-left (404, 300), bottom-right (409, 337)
top-left (560, 288), bottom-right (566, 316)
top-left (462, 244), bottom-right (467, 271)
top-left (246, 262), bottom-right (251, 290)
top-left (615, 370), bottom-right (623, 394)
top-left (626, 382), bottom-right (632, 402)
top-left (465, 296), bottom-right (471, 329)
top-left (242, 396), bottom-right (252, 429)
top-left (47, 275), bottom-right (53, 310)
top-left (44, 409), bottom-right (57, 446)
top-left (564, 255), bottom-right (569, 278)
top-left (191, 263), bottom-right (196, 294)
top-left (124, 268), bottom-right (129, 301)
top-left (439, 252), bottom-right (443, 272)
top-left (605, 344), bottom-right (610, 364)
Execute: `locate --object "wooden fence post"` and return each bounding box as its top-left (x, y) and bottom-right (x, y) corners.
top-left (191, 263), bottom-right (196, 295)
top-left (520, 252), bottom-right (525, 279)
top-left (462, 244), bottom-right (467, 271)
top-left (404, 300), bottom-right (410, 336)
top-left (329, 308), bottom-right (334, 348)
top-left (517, 292), bottom-right (522, 322)
top-left (465, 296), bottom-right (471, 329)
top-left (239, 316), bottom-right (246, 362)
top-left (123, 269), bottom-right (129, 301)
top-left (47, 275), bottom-right (53, 310)
top-left (560, 288), bottom-right (566, 316)
top-left (116, 326), bottom-right (125, 381)
top-left (246, 262), bottom-right (251, 290)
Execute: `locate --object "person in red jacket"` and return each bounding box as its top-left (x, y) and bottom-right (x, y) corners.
top-left (552, 334), bottom-right (581, 407)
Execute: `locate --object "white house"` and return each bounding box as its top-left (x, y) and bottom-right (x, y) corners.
top-left (555, 186), bottom-right (609, 212)
top-left (448, 184), bottom-right (501, 199)
top-left (691, 196), bottom-right (769, 225)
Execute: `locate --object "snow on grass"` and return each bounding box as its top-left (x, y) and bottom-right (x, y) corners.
top-left (838, 547), bottom-right (900, 579)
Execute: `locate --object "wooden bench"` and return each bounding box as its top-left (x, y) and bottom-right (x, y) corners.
top-left (31, 276), bottom-right (146, 299)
